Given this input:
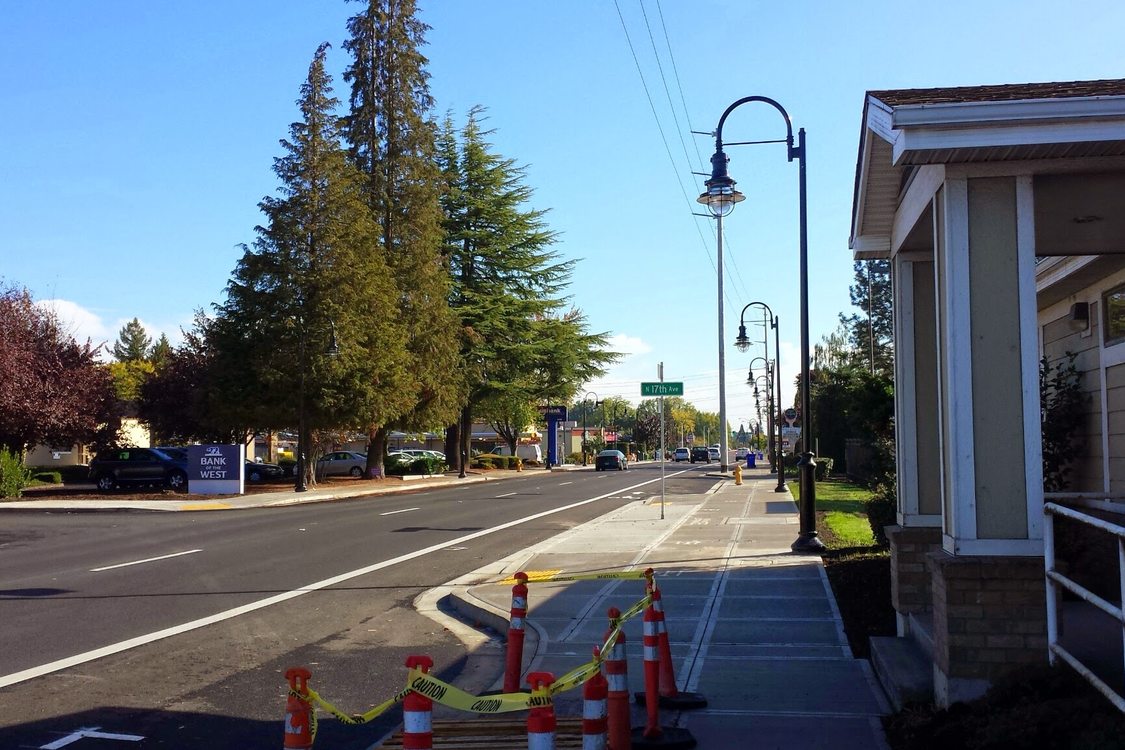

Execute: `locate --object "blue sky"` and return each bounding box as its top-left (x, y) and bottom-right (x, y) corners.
top-left (3, 0), bottom-right (1124, 434)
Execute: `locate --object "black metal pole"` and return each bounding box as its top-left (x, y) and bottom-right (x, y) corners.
top-left (774, 315), bottom-right (786, 493)
top-left (792, 127), bottom-right (823, 552)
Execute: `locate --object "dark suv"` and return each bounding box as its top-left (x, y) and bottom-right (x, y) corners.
top-left (88, 447), bottom-right (189, 491)
top-left (690, 446), bottom-right (711, 464)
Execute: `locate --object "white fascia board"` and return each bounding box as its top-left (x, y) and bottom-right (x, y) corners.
top-left (866, 96), bottom-right (898, 140)
top-left (851, 129), bottom-right (875, 249)
top-left (851, 234), bottom-right (891, 259)
top-left (890, 95), bottom-right (1125, 128)
top-left (892, 118), bottom-right (1125, 166)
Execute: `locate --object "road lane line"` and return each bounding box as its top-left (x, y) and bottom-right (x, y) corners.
top-left (90, 550), bottom-right (202, 572)
top-left (379, 507), bottom-right (420, 516)
top-left (0, 471), bottom-right (686, 689)
top-left (559, 482), bottom-right (573, 486)
top-left (495, 492), bottom-right (517, 498)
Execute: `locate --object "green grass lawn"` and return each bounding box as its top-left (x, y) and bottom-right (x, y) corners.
top-left (789, 478), bottom-right (875, 548)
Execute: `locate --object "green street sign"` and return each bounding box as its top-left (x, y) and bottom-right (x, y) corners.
top-left (641, 381), bottom-right (684, 397)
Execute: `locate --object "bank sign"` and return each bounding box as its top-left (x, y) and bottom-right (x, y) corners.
top-left (187, 444), bottom-right (244, 495)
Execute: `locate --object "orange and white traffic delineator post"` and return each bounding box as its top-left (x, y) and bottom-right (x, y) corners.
top-left (640, 602), bottom-right (663, 740)
top-left (526, 671), bottom-right (557, 750)
top-left (504, 571), bottom-right (530, 693)
top-left (403, 655), bottom-right (435, 750)
top-left (283, 667), bottom-right (315, 749)
top-left (603, 607), bottom-right (631, 750)
top-left (637, 570), bottom-right (707, 710)
top-left (582, 649), bottom-right (608, 750)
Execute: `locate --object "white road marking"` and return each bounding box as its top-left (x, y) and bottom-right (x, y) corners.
top-left (379, 507), bottom-right (420, 516)
top-left (2, 472), bottom-right (681, 689)
top-left (41, 727), bottom-right (144, 748)
top-left (496, 492), bottom-right (517, 498)
top-left (90, 550), bottom-right (202, 572)
top-left (559, 481), bottom-right (573, 486)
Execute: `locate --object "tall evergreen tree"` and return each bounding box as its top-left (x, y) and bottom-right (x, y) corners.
top-left (342, 0), bottom-right (461, 473)
top-left (214, 43), bottom-right (406, 483)
top-left (113, 318), bottom-right (151, 362)
top-left (149, 333), bottom-right (173, 368)
top-left (436, 109), bottom-right (617, 468)
top-left (838, 260), bottom-right (893, 375)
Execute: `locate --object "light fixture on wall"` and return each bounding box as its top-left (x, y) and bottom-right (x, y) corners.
top-left (1068, 301), bottom-right (1090, 332)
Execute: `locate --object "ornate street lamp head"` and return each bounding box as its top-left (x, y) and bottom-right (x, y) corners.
top-left (734, 323), bottom-right (750, 353)
top-left (697, 150), bottom-right (745, 217)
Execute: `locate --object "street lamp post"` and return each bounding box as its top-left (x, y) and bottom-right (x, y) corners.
top-left (737, 301), bottom-right (786, 494)
top-left (699, 96), bottom-right (823, 552)
top-left (582, 391), bottom-right (600, 466)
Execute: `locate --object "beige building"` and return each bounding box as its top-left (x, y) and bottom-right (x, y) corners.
top-left (850, 79), bottom-right (1125, 709)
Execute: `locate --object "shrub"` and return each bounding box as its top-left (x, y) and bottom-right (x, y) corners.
top-left (32, 470), bottom-right (63, 484)
top-left (410, 456), bottom-right (446, 475)
top-left (0, 449), bottom-right (31, 499)
top-left (566, 452), bottom-right (583, 464)
top-left (865, 482), bottom-right (897, 547)
top-left (815, 457), bottom-right (834, 480)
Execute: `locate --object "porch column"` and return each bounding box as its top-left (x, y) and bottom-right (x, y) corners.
top-left (928, 174), bottom-right (1046, 706)
top-left (889, 251), bottom-right (944, 635)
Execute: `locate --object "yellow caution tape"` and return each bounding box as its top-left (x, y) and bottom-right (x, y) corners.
top-left (499, 569), bottom-right (649, 585)
top-left (304, 686), bottom-right (409, 726)
top-left (406, 668), bottom-right (541, 714)
top-left (550, 658), bottom-right (603, 694)
top-left (619, 593), bottom-right (652, 623)
top-left (289, 588), bottom-right (656, 728)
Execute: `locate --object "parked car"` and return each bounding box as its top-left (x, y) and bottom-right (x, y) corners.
top-left (690, 446), bottom-right (711, 464)
top-left (246, 460), bottom-right (286, 481)
top-left (88, 447), bottom-right (189, 491)
top-left (316, 451), bottom-right (367, 477)
top-left (709, 446), bottom-right (721, 461)
top-left (673, 447), bottom-right (690, 462)
top-left (595, 449), bottom-right (629, 471)
top-left (735, 447), bottom-right (749, 460)
top-left (399, 448), bottom-right (447, 462)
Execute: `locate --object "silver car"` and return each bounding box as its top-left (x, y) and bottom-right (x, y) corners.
top-left (316, 451), bottom-right (367, 477)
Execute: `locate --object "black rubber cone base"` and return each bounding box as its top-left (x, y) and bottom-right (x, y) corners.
top-left (634, 690), bottom-right (708, 709)
top-left (630, 726), bottom-right (697, 750)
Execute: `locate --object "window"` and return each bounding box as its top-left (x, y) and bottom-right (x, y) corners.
top-left (1103, 284), bottom-right (1125, 345)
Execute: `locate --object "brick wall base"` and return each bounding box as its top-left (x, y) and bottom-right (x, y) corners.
top-left (887, 525), bottom-right (943, 636)
top-left (928, 550), bottom-right (1047, 707)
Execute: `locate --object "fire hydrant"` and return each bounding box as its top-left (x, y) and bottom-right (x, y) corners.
top-left (733, 463), bottom-right (743, 485)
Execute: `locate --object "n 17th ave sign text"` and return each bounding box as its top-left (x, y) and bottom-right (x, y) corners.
top-left (641, 382), bottom-right (684, 397)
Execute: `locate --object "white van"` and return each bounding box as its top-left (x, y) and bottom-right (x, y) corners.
top-left (495, 444), bottom-right (543, 463)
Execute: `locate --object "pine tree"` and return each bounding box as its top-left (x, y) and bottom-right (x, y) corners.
top-left (113, 318), bottom-right (151, 362)
top-left (214, 43), bottom-right (406, 480)
top-left (838, 260), bottom-right (893, 375)
top-left (438, 108), bottom-right (616, 466)
top-left (149, 334), bottom-right (172, 368)
top-left (342, 0), bottom-right (462, 473)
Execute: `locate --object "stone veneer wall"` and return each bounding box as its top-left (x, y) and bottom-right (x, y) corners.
top-left (928, 551), bottom-right (1047, 706)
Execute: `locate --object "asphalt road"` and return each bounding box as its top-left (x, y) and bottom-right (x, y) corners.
top-left (0, 463), bottom-right (711, 749)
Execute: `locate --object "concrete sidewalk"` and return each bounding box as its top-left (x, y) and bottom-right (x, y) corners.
top-left (440, 469), bottom-right (892, 749)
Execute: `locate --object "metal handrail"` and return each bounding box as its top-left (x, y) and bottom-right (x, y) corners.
top-left (1043, 501), bottom-right (1125, 711)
